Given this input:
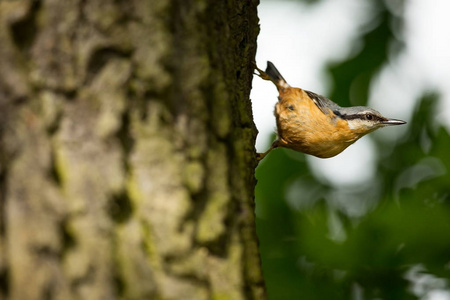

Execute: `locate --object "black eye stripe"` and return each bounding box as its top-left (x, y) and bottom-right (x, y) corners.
top-left (333, 111), bottom-right (384, 122)
top-left (366, 114), bottom-right (385, 122)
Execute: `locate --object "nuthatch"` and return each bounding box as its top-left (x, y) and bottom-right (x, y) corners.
top-left (255, 61), bottom-right (406, 160)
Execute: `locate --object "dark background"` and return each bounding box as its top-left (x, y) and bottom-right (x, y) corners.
top-left (254, 0), bottom-right (450, 299)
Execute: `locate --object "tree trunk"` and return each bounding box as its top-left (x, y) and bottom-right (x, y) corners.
top-left (0, 0), bottom-right (264, 299)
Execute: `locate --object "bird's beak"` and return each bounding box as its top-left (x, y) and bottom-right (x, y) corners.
top-left (382, 118), bottom-right (407, 126)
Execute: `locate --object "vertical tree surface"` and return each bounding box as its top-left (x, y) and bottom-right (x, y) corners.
top-left (0, 0), bottom-right (263, 299)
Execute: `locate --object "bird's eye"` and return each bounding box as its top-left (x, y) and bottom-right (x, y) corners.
top-left (287, 105), bottom-right (295, 111)
top-left (366, 114), bottom-right (373, 120)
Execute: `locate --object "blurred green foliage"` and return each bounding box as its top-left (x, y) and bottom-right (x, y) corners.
top-left (255, 0), bottom-right (450, 299)
top-left (267, 0), bottom-right (323, 5)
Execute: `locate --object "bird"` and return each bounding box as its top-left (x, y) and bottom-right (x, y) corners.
top-left (254, 61), bottom-right (406, 160)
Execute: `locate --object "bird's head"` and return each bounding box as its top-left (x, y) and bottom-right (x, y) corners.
top-left (334, 106), bottom-right (406, 136)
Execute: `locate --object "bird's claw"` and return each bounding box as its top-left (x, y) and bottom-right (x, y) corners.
top-left (252, 62), bottom-right (270, 80)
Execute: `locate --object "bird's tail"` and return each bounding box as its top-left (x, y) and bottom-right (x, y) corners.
top-left (255, 61), bottom-right (290, 91)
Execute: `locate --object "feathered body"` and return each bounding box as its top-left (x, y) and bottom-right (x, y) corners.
top-left (255, 61), bottom-right (406, 159)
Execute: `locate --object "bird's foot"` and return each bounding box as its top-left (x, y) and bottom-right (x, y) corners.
top-left (252, 62), bottom-right (271, 81)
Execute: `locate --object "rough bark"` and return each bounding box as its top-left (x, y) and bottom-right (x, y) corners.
top-left (0, 0), bottom-right (263, 299)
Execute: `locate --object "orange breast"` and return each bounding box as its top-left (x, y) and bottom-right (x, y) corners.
top-left (274, 88), bottom-right (359, 158)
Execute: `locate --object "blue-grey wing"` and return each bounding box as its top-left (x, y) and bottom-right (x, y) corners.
top-left (304, 90), bottom-right (341, 115)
